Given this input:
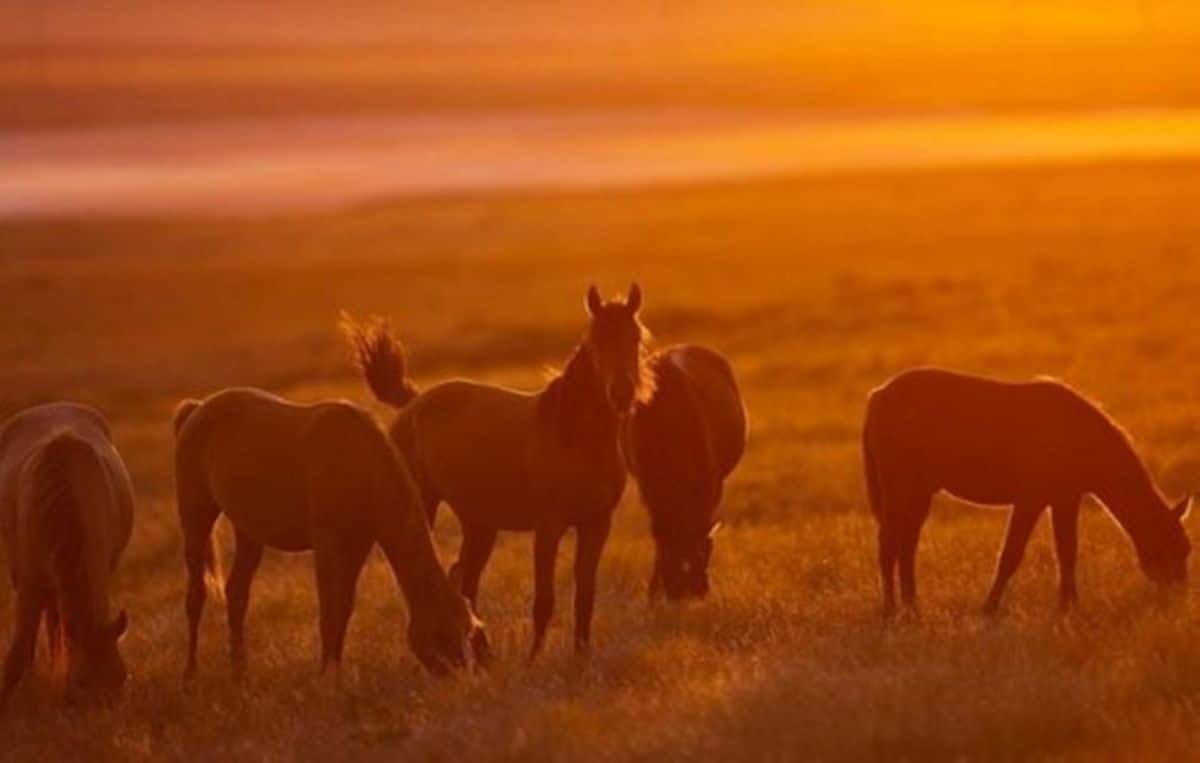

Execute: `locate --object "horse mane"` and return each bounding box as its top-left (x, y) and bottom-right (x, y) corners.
top-left (30, 430), bottom-right (98, 636)
top-left (341, 312), bottom-right (421, 409)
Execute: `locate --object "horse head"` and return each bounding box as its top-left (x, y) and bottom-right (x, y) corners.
top-left (584, 283), bottom-right (649, 415)
top-left (65, 609), bottom-right (129, 705)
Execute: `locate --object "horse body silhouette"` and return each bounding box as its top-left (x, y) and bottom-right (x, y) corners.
top-left (864, 367), bottom-right (1191, 616)
top-left (0, 403), bottom-right (133, 709)
top-left (348, 284), bottom-right (648, 656)
top-left (624, 344), bottom-right (747, 599)
top-left (173, 387), bottom-right (482, 676)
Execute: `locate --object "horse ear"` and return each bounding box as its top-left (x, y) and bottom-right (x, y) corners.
top-left (108, 610), bottom-right (129, 643)
top-left (586, 285), bottom-right (603, 316)
top-left (1172, 496), bottom-right (1193, 522)
top-left (708, 519), bottom-right (724, 539)
top-left (627, 283), bottom-right (642, 314)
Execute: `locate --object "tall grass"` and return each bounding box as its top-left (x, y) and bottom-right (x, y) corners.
top-left (3, 161), bottom-right (1200, 759)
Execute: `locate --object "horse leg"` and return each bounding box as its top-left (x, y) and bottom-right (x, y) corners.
top-left (455, 524), bottom-right (498, 608)
top-left (314, 535), bottom-right (371, 673)
top-left (423, 494), bottom-right (440, 531)
top-left (982, 502), bottom-right (1046, 615)
top-left (573, 515), bottom-right (613, 655)
top-left (877, 517), bottom-right (899, 618)
top-left (530, 520), bottom-right (566, 659)
top-left (43, 596), bottom-right (61, 669)
top-left (1, 584), bottom-right (46, 712)
top-left (182, 498), bottom-right (221, 679)
top-left (1051, 498), bottom-right (1081, 611)
top-left (897, 492), bottom-right (933, 611)
top-left (648, 546), bottom-right (663, 599)
top-left (225, 530), bottom-right (264, 679)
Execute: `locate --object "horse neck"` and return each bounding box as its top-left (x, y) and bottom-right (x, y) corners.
top-left (539, 345), bottom-right (619, 451)
top-left (374, 463), bottom-right (456, 617)
top-left (1092, 437), bottom-right (1168, 545)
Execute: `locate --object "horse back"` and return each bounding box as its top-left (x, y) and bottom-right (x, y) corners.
top-left (176, 387), bottom-right (377, 550)
top-left (665, 345), bottom-right (747, 477)
top-left (865, 368), bottom-right (1112, 506)
top-left (395, 380), bottom-right (546, 528)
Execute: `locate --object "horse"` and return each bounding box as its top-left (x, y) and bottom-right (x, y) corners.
top-left (863, 367), bottom-right (1192, 617)
top-left (623, 344), bottom-right (747, 600)
top-left (172, 387), bottom-right (484, 677)
top-left (345, 284), bottom-right (650, 657)
top-left (0, 404), bottom-right (133, 709)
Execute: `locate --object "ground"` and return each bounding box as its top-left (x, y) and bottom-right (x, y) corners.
top-left (3, 160), bottom-right (1200, 759)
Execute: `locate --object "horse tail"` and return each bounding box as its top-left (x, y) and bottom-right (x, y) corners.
top-left (29, 430), bottom-right (106, 610)
top-left (340, 311), bottom-right (420, 409)
top-left (862, 392), bottom-right (884, 520)
top-left (173, 399), bottom-right (200, 436)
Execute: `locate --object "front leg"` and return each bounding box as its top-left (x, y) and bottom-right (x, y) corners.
top-left (530, 520), bottom-right (566, 659)
top-left (574, 515), bottom-right (613, 654)
top-left (1051, 498), bottom-right (1081, 611)
top-left (2, 585), bottom-right (46, 712)
top-left (982, 503), bottom-right (1046, 615)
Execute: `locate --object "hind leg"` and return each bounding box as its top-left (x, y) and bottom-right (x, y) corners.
top-left (181, 498), bottom-right (221, 679)
top-left (225, 530), bottom-right (264, 678)
top-left (313, 535), bottom-right (371, 672)
top-left (453, 524), bottom-right (498, 608)
top-left (648, 547), bottom-right (664, 599)
top-left (982, 502), bottom-right (1046, 614)
top-left (897, 492), bottom-right (933, 611)
top-left (2, 584), bottom-right (46, 712)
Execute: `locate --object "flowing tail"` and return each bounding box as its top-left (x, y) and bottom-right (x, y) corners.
top-left (340, 311), bottom-right (420, 409)
top-left (173, 398), bottom-right (223, 597)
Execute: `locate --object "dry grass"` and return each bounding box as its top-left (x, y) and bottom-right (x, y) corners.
top-left (4, 160), bottom-right (1200, 759)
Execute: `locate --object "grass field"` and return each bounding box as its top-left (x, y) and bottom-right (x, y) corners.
top-left (4, 160), bottom-right (1200, 759)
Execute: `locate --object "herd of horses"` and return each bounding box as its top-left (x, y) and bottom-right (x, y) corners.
top-left (0, 283), bottom-right (1193, 710)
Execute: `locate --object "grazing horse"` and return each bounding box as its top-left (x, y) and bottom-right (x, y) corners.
top-left (863, 367), bottom-right (1192, 617)
top-left (173, 388), bottom-right (483, 677)
top-left (623, 345), bottom-right (747, 600)
top-left (346, 284), bottom-right (649, 656)
top-left (0, 404), bottom-right (133, 709)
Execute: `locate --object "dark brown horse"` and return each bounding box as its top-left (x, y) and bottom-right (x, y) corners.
top-left (346, 284), bottom-right (649, 656)
top-left (623, 345), bottom-right (747, 599)
top-left (0, 404), bottom-right (133, 709)
top-left (864, 368), bottom-right (1191, 616)
top-left (173, 388), bottom-right (483, 677)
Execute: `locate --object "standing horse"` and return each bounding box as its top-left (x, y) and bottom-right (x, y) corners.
top-left (173, 388), bottom-right (483, 677)
top-left (346, 284), bottom-right (649, 656)
top-left (863, 368), bottom-right (1191, 617)
top-left (0, 404), bottom-right (133, 709)
top-left (623, 345), bottom-right (747, 599)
